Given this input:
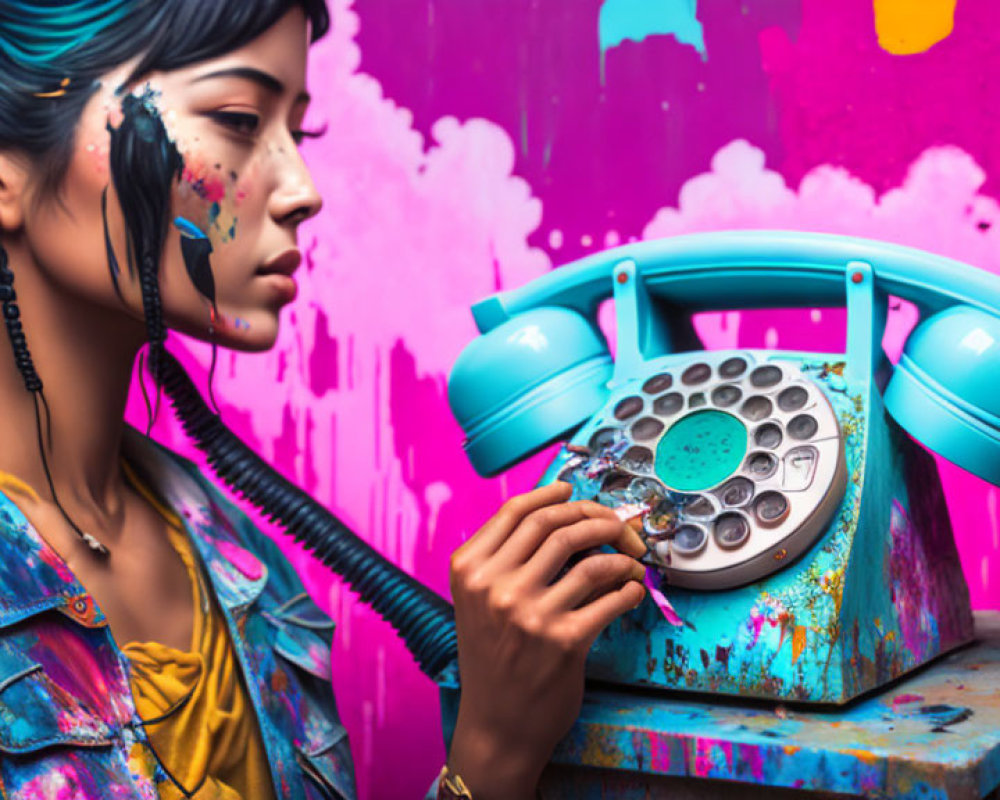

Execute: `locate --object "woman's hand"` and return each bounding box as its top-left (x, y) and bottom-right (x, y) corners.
top-left (446, 481), bottom-right (647, 800)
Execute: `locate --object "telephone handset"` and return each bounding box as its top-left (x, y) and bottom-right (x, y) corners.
top-left (449, 231), bottom-right (996, 703)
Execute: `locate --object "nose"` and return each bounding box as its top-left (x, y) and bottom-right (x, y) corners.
top-left (268, 144), bottom-right (323, 227)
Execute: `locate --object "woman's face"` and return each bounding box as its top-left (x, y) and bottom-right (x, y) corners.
top-left (21, 7), bottom-right (322, 351)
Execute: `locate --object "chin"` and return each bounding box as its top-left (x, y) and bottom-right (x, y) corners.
top-left (219, 325), bottom-right (280, 353)
top-left (173, 313), bottom-right (280, 353)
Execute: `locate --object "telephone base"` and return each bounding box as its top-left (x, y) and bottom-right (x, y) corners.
top-left (537, 611), bottom-right (1000, 800)
top-left (545, 351), bottom-right (975, 704)
top-left (437, 613), bottom-right (1000, 800)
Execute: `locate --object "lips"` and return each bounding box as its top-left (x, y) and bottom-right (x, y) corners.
top-left (257, 249), bottom-right (302, 277)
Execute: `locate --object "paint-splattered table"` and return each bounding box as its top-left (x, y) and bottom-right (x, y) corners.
top-left (538, 611), bottom-right (1000, 799)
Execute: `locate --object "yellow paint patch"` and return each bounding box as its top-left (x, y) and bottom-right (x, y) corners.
top-left (792, 626), bottom-right (807, 664)
top-left (0, 471), bottom-right (38, 502)
top-left (874, 0), bottom-right (957, 55)
top-left (843, 748), bottom-right (880, 766)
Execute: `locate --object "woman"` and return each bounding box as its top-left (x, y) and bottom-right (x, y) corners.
top-left (0, 1), bottom-right (648, 798)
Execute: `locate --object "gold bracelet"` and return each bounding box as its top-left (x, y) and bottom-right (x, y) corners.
top-left (437, 764), bottom-right (473, 800)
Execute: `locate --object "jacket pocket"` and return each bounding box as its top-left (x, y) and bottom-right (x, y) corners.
top-left (296, 731), bottom-right (356, 800)
top-left (0, 641), bottom-right (114, 754)
top-left (266, 592), bottom-right (335, 680)
top-left (264, 594), bottom-right (357, 800)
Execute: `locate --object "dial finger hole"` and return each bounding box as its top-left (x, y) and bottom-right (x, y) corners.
top-left (777, 385), bottom-right (809, 412)
top-left (746, 451), bottom-right (778, 480)
top-left (628, 477), bottom-right (666, 506)
top-left (714, 513), bottom-right (751, 550)
top-left (788, 414), bottom-right (819, 440)
top-left (682, 363), bottom-right (712, 385)
top-left (614, 395), bottom-right (644, 420)
top-left (782, 446), bottom-right (818, 491)
top-left (621, 445), bottom-right (653, 472)
top-left (689, 392), bottom-right (707, 409)
top-left (741, 395), bottom-right (773, 422)
top-left (712, 384), bottom-right (742, 408)
top-left (671, 524), bottom-right (707, 556)
top-left (684, 495), bottom-right (715, 518)
top-left (716, 477), bottom-right (754, 508)
top-left (589, 427), bottom-right (625, 454)
top-left (653, 392), bottom-right (684, 416)
top-left (598, 472), bottom-right (633, 506)
top-left (754, 491), bottom-right (789, 527)
top-left (643, 373), bottom-right (673, 394)
top-left (631, 417), bottom-right (665, 440)
top-left (644, 503), bottom-right (678, 539)
top-left (754, 422), bottom-right (783, 449)
top-left (750, 365), bottom-right (783, 388)
top-left (719, 357), bottom-right (748, 379)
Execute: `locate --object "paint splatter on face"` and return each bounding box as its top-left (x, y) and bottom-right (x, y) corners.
top-left (179, 158), bottom-right (242, 243)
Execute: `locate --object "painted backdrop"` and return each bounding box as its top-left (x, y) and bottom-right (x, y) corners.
top-left (132, 1), bottom-right (1000, 797)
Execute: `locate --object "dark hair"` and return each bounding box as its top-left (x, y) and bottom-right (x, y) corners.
top-left (0, 0), bottom-right (458, 678)
top-left (0, 0), bottom-right (330, 199)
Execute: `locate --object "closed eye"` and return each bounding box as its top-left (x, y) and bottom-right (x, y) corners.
top-left (292, 123), bottom-right (327, 146)
top-left (207, 110), bottom-right (260, 138)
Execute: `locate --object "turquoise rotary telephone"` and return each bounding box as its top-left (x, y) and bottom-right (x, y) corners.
top-left (448, 231), bottom-right (998, 704)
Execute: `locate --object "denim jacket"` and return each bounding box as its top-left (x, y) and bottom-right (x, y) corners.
top-left (0, 430), bottom-right (356, 800)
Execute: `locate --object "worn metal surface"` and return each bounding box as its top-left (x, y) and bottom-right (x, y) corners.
top-left (543, 353), bottom-right (975, 704)
top-left (541, 611), bottom-right (1000, 799)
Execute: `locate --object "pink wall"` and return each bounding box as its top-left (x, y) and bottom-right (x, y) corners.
top-left (133, 1), bottom-right (1000, 796)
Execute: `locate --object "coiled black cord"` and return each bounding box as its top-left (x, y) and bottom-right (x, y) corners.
top-left (158, 350), bottom-right (458, 679)
top-left (0, 245), bottom-right (110, 556)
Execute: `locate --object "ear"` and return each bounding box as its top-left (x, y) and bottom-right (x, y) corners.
top-left (0, 152), bottom-right (29, 233)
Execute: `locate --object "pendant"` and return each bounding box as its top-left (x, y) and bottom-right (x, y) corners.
top-left (81, 531), bottom-right (110, 557)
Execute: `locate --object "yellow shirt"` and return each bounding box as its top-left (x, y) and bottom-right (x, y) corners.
top-left (121, 463), bottom-right (277, 800)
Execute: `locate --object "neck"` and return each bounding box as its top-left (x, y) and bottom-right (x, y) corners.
top-left (0, 239), bottom-right (148, 522)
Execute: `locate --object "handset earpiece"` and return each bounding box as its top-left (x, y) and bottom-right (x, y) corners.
top-left (448, 306), bottom-right (613, 476)
top-left (884, 304), bottom-right (1000, 485)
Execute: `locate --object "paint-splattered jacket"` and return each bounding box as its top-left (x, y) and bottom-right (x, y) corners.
top-left (0, 431), bottom-right (356, 800)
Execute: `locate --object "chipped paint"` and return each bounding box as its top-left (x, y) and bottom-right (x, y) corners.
top-left (448, 613), bottom-right (995, 797)
top-left (548, 354), bottom-right (974, 704)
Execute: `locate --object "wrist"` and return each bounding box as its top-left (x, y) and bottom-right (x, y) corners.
top-left (447, 717), bottom-right (544, 800)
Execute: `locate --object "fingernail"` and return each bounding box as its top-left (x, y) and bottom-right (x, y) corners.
top-left (631, 562), bottom-right (647, 583)
top-left (625, 527), bottom-right (647, 558)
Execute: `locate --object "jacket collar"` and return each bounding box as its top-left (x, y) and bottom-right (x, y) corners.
top-left (0, 490), bottom-right (93, 628)
top-left (0, 429), bottom-right (267, 630)
top-left (121, 429), bottom-right (269, 613)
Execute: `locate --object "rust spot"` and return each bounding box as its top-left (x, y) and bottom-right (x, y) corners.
top-left (271, 667), bottom-right (290, 694)
top-left (843, 748), bottom-right (879, 765)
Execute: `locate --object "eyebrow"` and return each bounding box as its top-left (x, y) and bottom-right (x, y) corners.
top-left (191, 67), bottom-right (311, 104)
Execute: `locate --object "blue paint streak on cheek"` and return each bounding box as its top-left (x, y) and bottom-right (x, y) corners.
top-left (599, 0), bottom-right (708, 71)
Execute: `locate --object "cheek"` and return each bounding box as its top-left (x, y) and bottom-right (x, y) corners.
top-left (27, 145), bottom-right (128, 303)
top-left (176, 153), bottom-right (265, 249)
top-left (177, 156), bottom-right (237, 243)
top-left (83, 138), bottom-right (110, 178)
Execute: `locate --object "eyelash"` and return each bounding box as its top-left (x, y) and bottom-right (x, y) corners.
top-left (209, 110), bottom-right (260, 138)
top-left (209, 111), bottom-right (326, 146)
top-left (292, 125), bottom-right (327, 145)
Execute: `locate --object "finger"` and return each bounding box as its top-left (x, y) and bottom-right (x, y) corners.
top-left (540, 553), bottom-right (646, 613)
top-left (458, 482), bottom-right (572, 563)
top-left (494, 499), bottom-right (644, 569)
top-left (522, 516), bottom-right (646, 586)
top-left (567, 580), bottom-right (647, 650)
